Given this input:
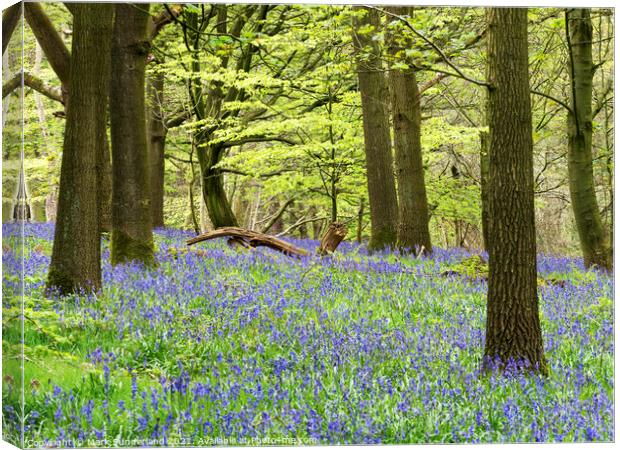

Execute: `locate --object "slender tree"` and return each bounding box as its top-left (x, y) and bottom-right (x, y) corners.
top-left (484, 8), bottom-right (546, 374)
top-left (46, 4), bottom-right (114, 295)
top-left (147, 69), bottom-right (166, 228)
top-left (566, 8), bottom-right (611, 270)
top-left (109, 3), bottom-right (154, 265)
top-left (352, 6), bottom-right (398, 251)
top-left (386, 6), bottom-right (432, 255)
top-left (479, 130), bottom-right (490, 251)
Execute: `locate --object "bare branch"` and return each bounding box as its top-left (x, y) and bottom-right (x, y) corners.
top-left (3, 71), bottom-right (64, 103)
top-left (261, 197), bottom-right (296, 233)
top-left (24, 3), bottom-right (71, 86)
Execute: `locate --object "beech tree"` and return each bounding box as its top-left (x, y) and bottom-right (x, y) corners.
top-left (483, 8), bottom-right (546, 374)
top-left (566, 8), bottom-right (612, 270)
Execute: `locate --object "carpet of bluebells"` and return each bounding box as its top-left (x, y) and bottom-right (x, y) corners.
top-left (2, 222), bottom-right (614, 446)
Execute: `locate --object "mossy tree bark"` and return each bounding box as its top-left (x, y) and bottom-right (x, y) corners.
top-left (352, 6), bottom-right (398, 251)
top-left (386, 6), bottom-right (432, 255)
top-left (566, 8), bottom-right (611, 270)
top-left (483, 8), bottom-right (546, 374)
top-left (46, 4), bottom-right (114, 295)
top-left (109, 3), bottom-right (155, 265)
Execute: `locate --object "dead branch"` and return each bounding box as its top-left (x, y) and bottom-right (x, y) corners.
top-left (187, 227), bottom-right (309, 257)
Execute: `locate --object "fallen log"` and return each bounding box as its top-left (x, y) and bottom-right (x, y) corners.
top-left (186, 227), bottom-right (309, 257)
top-left (186, 222), bottom-right (348, 257)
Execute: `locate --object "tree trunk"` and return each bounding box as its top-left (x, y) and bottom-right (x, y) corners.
top-left (197, 140), bottom-right (239, 228)
top-left (357, 197), bottom-right (365, 243)
top-left (109, 3), bottom-right (154, 266)
top-left (479, 130), bottom-right (490, 252)
top-left (566, 8), bottom-right (611, 270)
top-left (386, 6), bottom-right (432, 255)
top-left (184, 7), bottom-right (241, 229)
top-left (147, 68), bottom-right (166, 228)
top-left (484, 8), bottom-right (546, 374)
top-left (46, 4), bottom-right (114, 295)
top-left (318, 222), bottom-right (347, 255)
top-left (352, 6), bottom-right (398, 251)
top-left (98, 122), bottom-right (112, 233)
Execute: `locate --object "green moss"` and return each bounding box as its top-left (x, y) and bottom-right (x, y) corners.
top-left (368, 228), bottom-right (397, 252)
top-left (46, 267), bottom-right (77, 296)
top-left (111, 230), bottom-right (155, 267)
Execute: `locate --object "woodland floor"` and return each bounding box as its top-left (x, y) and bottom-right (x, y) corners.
top-left (1, 222), bottom-right (614, 446)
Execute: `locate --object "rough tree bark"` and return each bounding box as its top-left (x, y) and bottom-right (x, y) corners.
top-left (484, 8), bottom-right (546, 374)
top-left (386, 6), bottom-right (432, 255)
top-left (109, 3), bottom-right (154, 265)
top-left (46, 4), bottom-right (114, 295)
top-left (352, 6), bottom-right (398, 251)
top-left (566, 8), bottom-right (611, 270)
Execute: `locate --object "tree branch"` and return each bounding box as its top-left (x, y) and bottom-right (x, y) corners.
top-left (24, 3), bottom-right (71, 86)
top-left (149, 4), bottom-right (183, 41)
top-left (261, 197), bottom-right (296, 233)
top-left (3, 71), bottom-right (64, 103)
top-left (275, 216), bottom-right (328, 237)
top-left (418, 73), bottom-right (447, 95)
top-left (375, 6), bottom-right (489, 88)
top-left (530, 89), bottom-right (572, 113)
top-left (165, 109), bottom-right (191, 129)
top-left (2, 3), bottom-right (21, 55)
top-left (219, 135), bottom-right (297, 148)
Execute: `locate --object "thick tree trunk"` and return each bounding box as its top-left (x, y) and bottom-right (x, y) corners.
top-left (109, 3), bottom-right (154, 265)
top-left (479, 130), bottom-right (490, 252)
top-left (46, 4), bottom-right (114, 295)
top-left (386, 6), bottom-right (432, 255)
top-left (484, 8), bottom-right (546, 374)
top-left (147, 69), bottom-right (166, 228)
top-left (566, 8), bottom-right (611, 270)
top-left (352, 6), bottom-right (398, 251)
